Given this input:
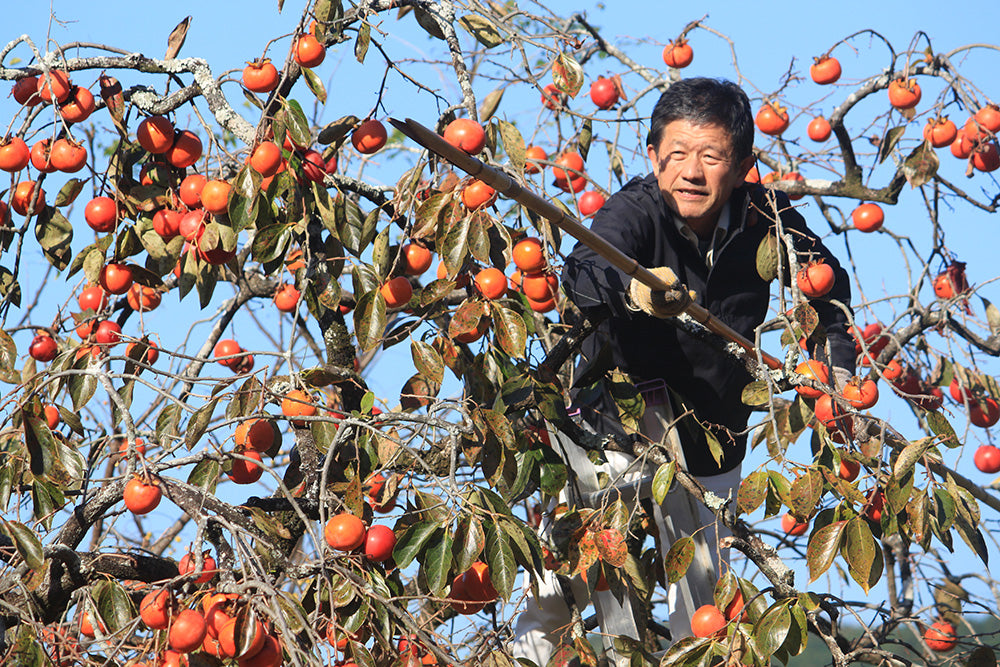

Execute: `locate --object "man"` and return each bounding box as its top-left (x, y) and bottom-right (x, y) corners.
top-left (511, 78), bottom-right (854, 662)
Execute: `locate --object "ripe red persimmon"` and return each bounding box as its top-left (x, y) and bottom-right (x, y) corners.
top-left (169, 609), bottom-right (208, 653)
top-left (85, 197), bottom-right (117, 233)
top-left (842, 376), bottom-right (879, 409)
top-left (662, 39), bottom-right (693, 69)
top-left (214, 339), bottom-right (243, 368)
top-left (755, 103), bottom-right (790, 136)
top-left (810, 55), bottom-right (841, 84)
top-left (49, 137), bottom-right (87, 172)
top-left (29, 333), bottom-right (58, 362)
top-left (294, 33), bottom-right (326, 68)
top-left (324, 513), bottom-right (366, 551)
top-left (461, 179), bottom-right (496, 210)
top-left (924, 118), bottom-right (958, 148)
top-left (522, 272), bottom-right (559, 302)
top-left (512, 238), bottom-right (546, 273)
top-left (12, 76), bottom-right (40, 105)
top-left (201, 180), bottom-right (231, 216)
top-left (974, 444), bottom-right (1000, 473)
top-left (281, 389), bottom-right (317, 426)
top-left (589, 77), bottom-right (619, 109)
top-left (401, 242), bottom-right (434, 275)
top-left (37, 70), bottom-right (72, 104)
top-left (250, 141), bottom-right (282, 178)
top-left (178, 551), bottom-right (217, 585)
top-left (99, 262), bottom-right (133, 295)
top-left (970, 398), bottom-right (1000, 428)
top-left (380, 276), bottom-right (413, 308)
top-left (888, 79), bottom-right (921, 110)
top-left (474, 267), bottom-right (507, 300)
top-left (851, 203), bottom-right (884, 233)
top-left (690, 604), bottom-right (726, 638)
top-left (443, 118), bottom-right (486, 155)
top-left (552, 151), bottom-right (584, 187)
top-left (578, 190), bottom-right (606, 217)
top-left (11, 180), bottom-right (46, 215)
top-left (273, 283), bottom-right (300, 312)
top-left (243, 58), bottom-right (279, 93)
top-left (0, 137), bottom-right (29, 172)
top-left (794, 360), bottom-right (829, 399)
top-left (137, 116), bottom-right (175, 154)
top-left (139, 588), bottom-right (176, 630)
top-left (540, 83), bottom-right (565, 110)
top-left (797, 261), bottom-right (835, 297)
top-left (923, 621), bottom-right (957, 652)
top-left (781, 513), bottom-right (809, 536)
top-left (228, 449), bottom-right (264, 484)
top-left (235, 418), bottom-right (275, 453)
top-left (165, 130), bottom-right (203, 168)
top-left (179, 173), bottom-right (207, 208)
top-left (524, 145), bottom-right (547, 174)
top-left (807, 116), bottom-right (832, 142)
top-left (60, 86), bottom-right (96, 123)
top-left (123, 477), bottom-right (162, 514)
top-left (352, 119), bottom-right (387, 154)
top-left (364, 524), bottom-right (397, 562)
top-left (78, 284), bottom-right (108, 312)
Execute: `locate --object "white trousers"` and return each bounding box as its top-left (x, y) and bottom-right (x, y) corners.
top-left (510, 405), bottom-right (741, 664)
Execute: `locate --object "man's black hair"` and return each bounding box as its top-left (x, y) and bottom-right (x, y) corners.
top-left (646, 78), bottom-right (754, 161)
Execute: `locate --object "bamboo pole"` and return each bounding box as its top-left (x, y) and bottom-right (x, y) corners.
top-left (388, 117), bottom-right (782, 371)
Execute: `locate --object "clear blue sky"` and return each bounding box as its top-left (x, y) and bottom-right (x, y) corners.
top-left (6, 0), bottom-right (1000, 624)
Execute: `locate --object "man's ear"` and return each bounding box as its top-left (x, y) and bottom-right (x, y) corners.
top-left (735, 155), bottom-right (756, 181)
top-left (647, 145), bottom-right (660, 175)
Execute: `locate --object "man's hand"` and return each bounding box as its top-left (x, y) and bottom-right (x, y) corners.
top-left (628, 266), bottom-right (693, 319)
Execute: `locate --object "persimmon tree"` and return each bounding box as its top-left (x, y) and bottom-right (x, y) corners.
top-left (0, 2), bottom-right (999, 667)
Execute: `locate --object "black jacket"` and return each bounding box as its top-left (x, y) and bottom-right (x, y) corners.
top-left (562, 174), bottom-right (854, 476)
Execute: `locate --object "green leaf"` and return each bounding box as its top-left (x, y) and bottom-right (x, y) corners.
top-left (485, 521), bottom-right (517, 600)
top-left (22, 411), bottom-right (56, 476)
top-left (664, 536), bottom-right (694, 583)
top-left (452, 514), bottom-right (486, 576)
top-left (34, 207), bottom-right (74, 270)
top-left (926, 411), bottom-right (959, 448)
top-left (354, 21), bottom-right (370, 62)
top-left (902, 141), bottom-right (939, 188)
top-left (807, 520), bottom-right (847, 582)
top-left (353, 289), bottom-right (387, 352)
top-left (92, 580), bottom-right (135, 632)
top-left (185, 398), bottom-right (219, 450)
top-left (410, 340), bottom-right (444, 386)
top-left (423, 526), bottom-right (453, 596)
top-left (878, 126), bottom-right (906, 163)
top-left (490, 302), bottom-right (527, 357)
top-left (788, 470), bottom-right (823, 519)
top-left (393, 521), bottom-right (438, 570)
top-left (893, 437), bottom-right (934, 478)
top-left (156, 403), bottom-right (182, 442)
top-left (651, 461), bottom-right (675, 504)
top-left (54, 178), bottom-right (86, 207)
top-left (756, 233), bottom-right (780, 282)
top-left (0, 329), bottom-right (20, 384)
top-left (498, 120), bottom-right (525, 172)
top-left (754, 601), bottom-right (792, 657)
top-left (842, 517), bottom-right (879, 592)
top-left (301, 66), bottom-right (327, 104)
top-left (458, 14), bottom-right (504, 48)
top-left (737, 469), bottom-right (768, 516)
top-left (1, 520), bottom-right (44, 570)
top-left (741, 380), bottom-right (771, 407)
top-left (188, 459), bottom-right (220, 493)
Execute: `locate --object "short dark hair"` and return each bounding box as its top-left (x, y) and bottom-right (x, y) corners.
top-left (646, 78), bottom-right (754, 161)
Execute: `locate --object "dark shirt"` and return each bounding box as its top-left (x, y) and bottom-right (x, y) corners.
top-left (562, 174), bottom-right (854, 475)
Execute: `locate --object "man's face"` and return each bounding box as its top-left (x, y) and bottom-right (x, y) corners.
top-left (647, 119), bottom-right (755, 233)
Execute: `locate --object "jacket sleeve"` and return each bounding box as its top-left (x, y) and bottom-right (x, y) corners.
top-left (561, 182), bottom-right (655, 319)
top-left (762, 189), bottom-right (856, 374)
